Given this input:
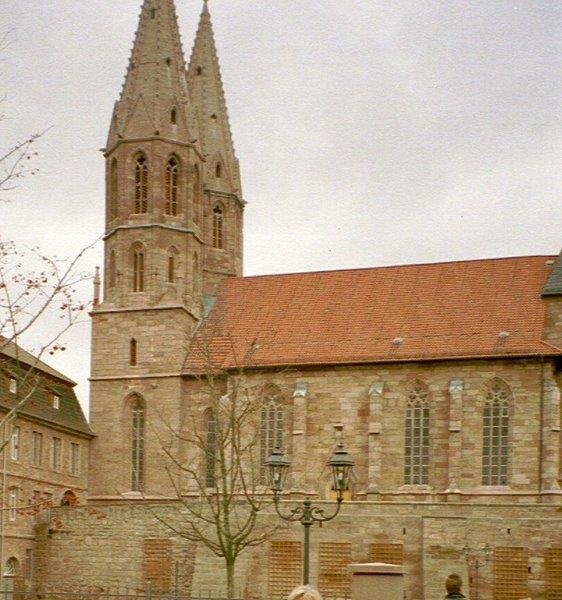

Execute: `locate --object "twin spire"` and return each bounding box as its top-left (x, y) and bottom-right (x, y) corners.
top-left (107, 0), bottom-right (237, 180)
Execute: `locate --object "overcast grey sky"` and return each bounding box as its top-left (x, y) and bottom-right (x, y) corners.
top-left (2, 0), bottom-right (561, 412)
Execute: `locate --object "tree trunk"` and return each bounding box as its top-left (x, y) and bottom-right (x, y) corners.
top-left (225, 558), bottom-right (236, 600)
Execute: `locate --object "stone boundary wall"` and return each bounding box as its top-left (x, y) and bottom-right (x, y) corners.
top-left (35, 500), bottom-right (562, 600)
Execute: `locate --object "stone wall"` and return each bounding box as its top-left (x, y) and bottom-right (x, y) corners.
top-left (35, 500), bottom-right (562, 600)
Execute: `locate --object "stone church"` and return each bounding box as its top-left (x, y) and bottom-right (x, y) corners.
top-left (36, 1), bottom-right (562, 599)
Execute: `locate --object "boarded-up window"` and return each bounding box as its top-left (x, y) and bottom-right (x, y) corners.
top-left (143, 538), bottom-right (171, 593)
top-left (268, 541), bottom-right (302, 599)
top-left (493, 546), bottom-right (527, 600)
top-left (318, 542), bottom-right (352, 598)
top-left (368, 543), bottom-right (404, 565)
top-left (546, 548), bottom-right (562, 600)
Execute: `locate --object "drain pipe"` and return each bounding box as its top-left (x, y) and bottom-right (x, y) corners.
top-left (539, 356), bottom-right (545, 495)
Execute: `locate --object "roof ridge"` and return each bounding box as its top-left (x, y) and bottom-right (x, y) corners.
top-left (231, 254), bottom-right (557, 282)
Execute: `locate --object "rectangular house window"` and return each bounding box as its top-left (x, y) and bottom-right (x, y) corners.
top-left (10, 426), bottom-right (20, 461)
top-left (52, 437), bottom-right (62, 471)
top-left (9, 488), bottom-right (18, 521)
top-left (32, 431), bottom-right (43, 466)
top-left (8, 376), bottom-right (17, 395)
top-left (70, 442), bottom-right (80, 475)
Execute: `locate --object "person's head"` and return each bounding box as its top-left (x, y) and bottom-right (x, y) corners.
top-left (288, 585), bottom-right (323, 600)
top-left (445, 573), bottom-right (462, 594)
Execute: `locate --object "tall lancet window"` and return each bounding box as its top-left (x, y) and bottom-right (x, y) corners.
top-left (404, 380), bottom-right (430, 485)
top-left (134, 153), bottom-right (148, 214)
top-left (205, 408), bottom-right (217, 488)
top-left (213, 204), bottom-right (224, 249)
top-left (131, 395), bottom-right (145, 492)
top-left (260, 386), bottom-right (284, 483)
top-left (165, 156), bottom-right (179, 216)
top-left (132, 245), bottom-right (145, 292)
top-left (482, 378), bottom-right (510, 486)
top-left (110, 158), bottom-right (119, 219)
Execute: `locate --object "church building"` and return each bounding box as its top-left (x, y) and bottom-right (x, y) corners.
top-left (35, 1), bottom-right (562, 599)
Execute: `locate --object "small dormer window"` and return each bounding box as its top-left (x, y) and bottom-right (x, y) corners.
top-left (8, 377), bottom-right (17, 395)
top-left (51, 393), bottom-right (60, 410)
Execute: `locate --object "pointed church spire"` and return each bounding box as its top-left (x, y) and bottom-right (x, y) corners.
top-left (187, 1), bottom-right (241, 191)
top-left (107, 0), bottom-right (193, 149)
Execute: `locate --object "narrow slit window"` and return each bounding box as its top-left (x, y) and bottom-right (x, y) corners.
top-left (165, 157), bottom-right (179, 216)
top-left (109, 251), bottom-right (117, 288)
top-left (134, 154), bottom-right (148, 214)
top-left (131, 396), bottom-right (145, 491)
top-left (130, 339), bottom-right (137, 366)
top-left (167, 255), bottom-right (175, 283)
top-left (215, 162), bottom-right (222, 178)
top-left (110, 158), bottom-right (118, 219)
top-left (404, 381), bottom-right (430, 485)
top-left (212, 205), bottom-right (224, 249)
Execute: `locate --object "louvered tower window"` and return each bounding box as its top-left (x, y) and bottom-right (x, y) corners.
top-left (134, 153), bottom-right (148, 214)
top-left (404, 380), bottom-right (430, 485)
top-left (165, 156), bottom-right (179, 216)
top-left (133, 246), bottom-right (145, 292)
top-left (482, 378), bottom-right (510, 486)
top-left (260, 387), bottom-right (284, 483)
top-left (213, 204), bottom-right (224, 249)
top-left (131, 396), bottom-right (145, 491)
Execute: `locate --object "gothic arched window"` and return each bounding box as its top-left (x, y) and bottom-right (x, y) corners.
top-left (110, 158), bottom-right (118, 219)
top-left (482, 378), bottom-right (510, 486)
top-left (193, 164), bottom-right (201, 223)
top-left (165, 156), bottom-right (179, 216)
top-left (134, 153), bottom-right (148, 214)
top-left (212, 204), bottom-right (224, 249)
top-left (215, 162), bottom-right (222, 179)
top-left (131, 395), bottom-right (145, 492)
top-left (404, 380), bottom-right (430, 485)
top-left (108, 251), bottom-right (116, 288)
top-left (132, 245), bottom-right (145, 292)
top-left (260, 387), bottom-right (284, 482)
top-left (205, 408), bottom-right (217, 488)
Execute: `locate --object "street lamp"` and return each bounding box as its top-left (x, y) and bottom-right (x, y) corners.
top-left (463, 544), bottom-right (491, 600)
top-left (265, 441), bottom-right (354, 585)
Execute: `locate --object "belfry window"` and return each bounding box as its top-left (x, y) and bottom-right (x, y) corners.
top-left (110, 158), bottom-right (118, 219)
top-left (131, 396), bottom-right (145, 491)
top-left (134, 154), bottom-right (148, 214)
top-left (404, 381), bottom-right (430, 485)
top-left (215, 162), bottom-right (222, 178)
top-left (260, 387), bottom-right (284, 483)
top-left (482, 378), bottom-right (510, 486)
top-left (212, 204), bottom-right (224, 249)
top-left (165, 156), bottom-right (179, 216)
top-left (205, 409), bottom-right (217, 488)
top-left (133, 246), bottom-right (145, 292)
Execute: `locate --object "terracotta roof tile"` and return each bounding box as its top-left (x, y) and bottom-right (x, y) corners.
top-left (184, 256), bottom-right (562, 372)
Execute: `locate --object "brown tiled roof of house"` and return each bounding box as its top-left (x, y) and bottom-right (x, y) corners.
top-left (184, 255), bottom-right (562, 373)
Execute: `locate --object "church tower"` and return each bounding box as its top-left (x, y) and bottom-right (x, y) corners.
top-left (88, 0), bottom-right (243, 498)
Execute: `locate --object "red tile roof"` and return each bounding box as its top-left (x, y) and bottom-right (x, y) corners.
top-left (184, 256), bottom-right (561, 372)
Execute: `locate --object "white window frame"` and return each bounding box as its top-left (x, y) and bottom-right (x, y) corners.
top-left (8, 488), bottom-right (17, 521)
top-left (52, 394), bottom-right (60, 410)
top-left (10, 426), bottom-right (20, 461)
top-left (8, 377), bottom-right (17, 395)
top-left (70, 442), bottom-right (80, 476)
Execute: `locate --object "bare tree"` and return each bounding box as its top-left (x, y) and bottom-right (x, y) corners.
top-left (152, 346), bottom-right (279, 600)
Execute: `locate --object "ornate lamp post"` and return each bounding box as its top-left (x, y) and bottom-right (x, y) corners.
top-left (265, 442), bottom-right (354, 585)
top-left (463, 544), bottom-right (491, 600)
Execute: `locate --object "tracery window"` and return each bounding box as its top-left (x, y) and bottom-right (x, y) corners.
top-left (134, 153), bottom-right (148, 214)
top-left (110, 158), bottom-right (118, 219)
top-left (132, 245), bottom-right (145, 292)
top-left (260, 387), bottom-right (284, 482)
top-left (205, 409), bottom-right (217, 488)
top-left (131, 395), bottom-right (145, 491)
top-left (404, 380), bottom-right (430, 485)
top-left (482, 377), bottom-right (510, 486)
top-left (213, 204), bottom-right (224, 249)
top-left (165, 156), bottom-right (179, 216)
